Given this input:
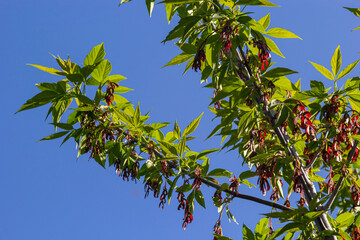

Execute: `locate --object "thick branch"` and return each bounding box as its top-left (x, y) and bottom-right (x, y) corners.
top-left (234, 40), bottom-right (335, 238)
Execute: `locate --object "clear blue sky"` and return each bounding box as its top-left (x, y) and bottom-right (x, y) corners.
top-left (2, 0), bottom-right (360, 239)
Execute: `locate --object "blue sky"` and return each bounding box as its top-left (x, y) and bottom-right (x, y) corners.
top-left (2, 0), bottom-right (360, 239)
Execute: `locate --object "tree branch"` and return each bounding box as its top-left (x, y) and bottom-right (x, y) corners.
top-left (233, 37), bottom-right (336, 238)
top-left (304, 128), bottom-right (330, 171)
top-left (148, 139), bottom-right (293, 212)
top-left (322, 140), bottom-right (359, 211)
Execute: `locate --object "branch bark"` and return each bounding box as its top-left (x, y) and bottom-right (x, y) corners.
top-left (234, 43), bottom-right (336, 238)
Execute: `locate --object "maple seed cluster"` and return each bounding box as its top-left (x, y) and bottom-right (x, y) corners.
top-left (248, 128), bottom-right (267, 153)
top-left (292, 167), bottom-right (304, 195)
top-left (253, 40), bottom-right (270, 70)
top-left (325, 168), bottom-right (335, 194)
top-left (144, 178), bottom-right (160, 198)
top-left (229, 175), bottom-right (240, 194)
top-left (192, 49), bottom-right (206, 72)
top-left (321, 110), bottom-right (360, 165)
top-left (256, 159), bottom-right (276, 196)
top-left (192, 166), bottom-right (202, 191)
top-left (221, 25), bottom-right (233, 55)
top-left (322, 95), bottom-right (341, 122)
top-left (292, 101), bottom-right (316, 141)
top-left (351, 184), bottom-right (360, 205)
top-left (177, 192), bottom-right (193, 230)
top-left (82, 110), bottom-right (119, 158)
top-left (159, 185), bottom-right (168, 209)
top-left (213, 220), bottom-right (223, 240)
top-left (270, 180), bottom-right (282, 202)
top-left (104, 81), bottom-right (119, 106)
top-left (351, 225), bottom-right (360, 240)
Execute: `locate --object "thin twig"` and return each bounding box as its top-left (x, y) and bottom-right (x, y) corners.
top-left (148, 141), bottom-right (293, 212)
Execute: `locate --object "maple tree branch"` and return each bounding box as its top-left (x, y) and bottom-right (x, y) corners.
top-left (234, 43), bottom-right (335, 238)
top-left (304, 129), bottom-right (330, 171)
top-left (322, 140), bottom-right (359, 211)
top-left (150, 143), bottom-right (293, 212)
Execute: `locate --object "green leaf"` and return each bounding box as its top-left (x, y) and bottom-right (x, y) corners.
top-left (84, 43), bottom-right (105, 66)
top-left (133, 103), bottom-right (141, 126)
top-left (179, 43), bottom-right (197, 54)
top-left (264, 67), bottom-right (298, 78)
top-left (67, 74), bottom-right (84, 84)
top-left (183, 113), bottom-right (203, 136)
top-left (337, 59), bottom-right (360, 80)
top-left (27, 64), bottom-right (65, 76)
top-left (114, 86), bottom-right (133, 94)
top-left (179, 137), bottom-right (186, 156)
top-left (146, 0), bottom-right (155, 17)
top-left (160, 0), bottom-right (201, 4)
top-left (266, 28), bottom-right (302, 39)
top-left (236, 0), bottom-right (279, 7)
top-left (310, 80), bottom-right (325, 94)
top-left (158, 140), bottom-right (178, 155)
top-left (114, 108), bottom-right (133, 125)
top-left (207, 168), bottom-right (232, 178)
top-left (201, 158), bottom-right (209, 174)
top-left (38, 131), bottom-right (70, 141)
top-left (270, 222), bottom-right (300, 239)
top-left (344, 7), bottom-right (360, 17)
top-left (274, 105), bottom-right (290, 129)
top-left (255, 218), bottom-right (269, 239)
top-left (212, 234), bottom-right (232, 240)
top-left (348, 97), bottom-right (360, 112)
top-left (105, 74), bottom-right (127, 83)
top-left (226, 207), bottom-right (238, 224)
top-left (17, 91), bottom-right (61, 113)
top-left (239, 170), bottom-right (256, 179)
top-left (264, 37), bottom-right (284, 58)
top-left (174, 120), bottom-right (181, 139)
top-left (94, 152), bottom-right (106, 168)
top-left (162, 53), bottom-right (193, 68)
top-left (50, 123), bottom-right (74, 130)
top-left (309, 61), bottom-right (334, 80)
top-left (331, 45), bottom-right (342, 77)
top-left (258, 13), bottom-right (270, 30)
top-left (336, 212), bottom-right (355, 228)
top-left (165, 3), bottom-right (175, 24)
top-left (92, 59), bottom-right (112, 83)
top-left (76, 94), bottom-right (94, 105)
top-left (36, 82), bottom-right (66, 93)
top-left (243, 224), bottom-right (255, 240)
top-left (195, 190), bottom-right (206, 208)
top-left (352, 26), bottom-right (360, 31)
top-left (197, 149), bottom-right (220, 159)
top-left (168, 175), bottom-right (180, 204)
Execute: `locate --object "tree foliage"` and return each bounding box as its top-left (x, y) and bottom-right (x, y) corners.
top-left (18, 1), bottom-right (360, 239)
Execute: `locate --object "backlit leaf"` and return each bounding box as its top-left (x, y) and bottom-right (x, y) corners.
top-left (84, 43), bottom-right (105, 66)
top-left (183, 112), bottom-right (203, 136)
top-left (337, 59), bottom-right (360, 80)
top-left (27, 64), bottom-right (65, 76)
top-left (309, 61), bottom-right (334, 80)
top-left (331, 45), bottom-right (341, 77)
top-left (266, 28), bottom-right (302, 39)
top-left (162, 53), bottom-right (193, 68)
